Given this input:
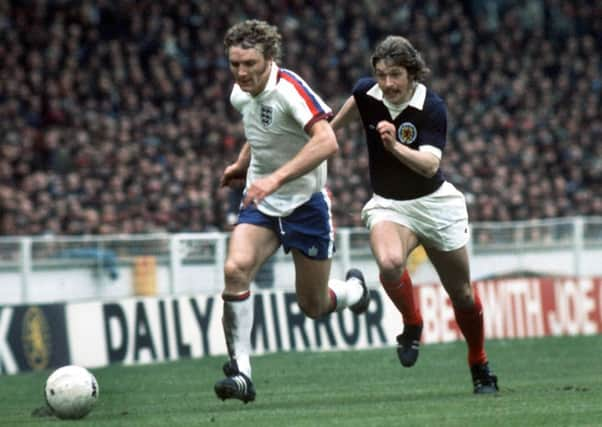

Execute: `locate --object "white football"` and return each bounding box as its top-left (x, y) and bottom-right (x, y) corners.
top-left (44, 365), bottom-right (99, 419)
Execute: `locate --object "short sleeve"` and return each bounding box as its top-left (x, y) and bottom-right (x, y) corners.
top-left (419, 100), bottom-right (447, 151)
top-left (278, 69), bottom-right (332, 132)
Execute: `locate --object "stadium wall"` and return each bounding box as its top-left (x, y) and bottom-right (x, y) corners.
top-left (2, 244), bottom-right (602, 305)
top-left (2, 217), bottom-right (602, 305)
top-left (1, 276), bottom-right (601, 375)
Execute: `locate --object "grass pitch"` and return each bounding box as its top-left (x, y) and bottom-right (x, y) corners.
top-left (2, 335), bottom-right (601, 426)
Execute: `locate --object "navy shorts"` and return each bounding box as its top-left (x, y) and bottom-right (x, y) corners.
top-left (237, 191), bottom-right (335, 260)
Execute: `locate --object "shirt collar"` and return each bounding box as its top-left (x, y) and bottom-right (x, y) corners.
top-left (367, 82), bottom-right (427, 111)
top-left (258, 62), bottom-right (279, 96)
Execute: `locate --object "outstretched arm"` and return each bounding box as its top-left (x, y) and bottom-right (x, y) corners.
top-left (330, 96), bottom-right (360, 131)
top-left (242, 119), bottom-right (338, 207)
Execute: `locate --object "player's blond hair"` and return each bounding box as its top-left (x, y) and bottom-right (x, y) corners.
top-left (224, 19), bottom-right (282, 61)
top-left (371, 36), bottom-right (430, 82)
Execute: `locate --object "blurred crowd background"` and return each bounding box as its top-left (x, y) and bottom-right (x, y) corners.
top-left (1, 0), bottom-right (600, 237)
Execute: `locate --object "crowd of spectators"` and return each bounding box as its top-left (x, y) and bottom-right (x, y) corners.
top-left (0, 0), bottom-right (600, 237)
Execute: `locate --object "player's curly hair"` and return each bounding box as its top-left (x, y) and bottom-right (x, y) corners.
top-left (224, 20), bottom-right (282, 61)
top-left (371, 36), bottom-right (430, 82)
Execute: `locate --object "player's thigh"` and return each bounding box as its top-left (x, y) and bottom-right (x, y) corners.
top-left (225, 223), bottom-right (280, 290)
top-left (291, 249), bottom-right (333, 309)
top-left (369, 221), bottom-right (419, 272)
top-left (425, 245), bottom-right (473, 307)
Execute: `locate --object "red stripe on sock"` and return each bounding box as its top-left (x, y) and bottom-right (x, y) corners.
top-left (380, 270), bottom-right (422, 326)
top-left (328, 288), bottom-right (337, 312)
top-left (222, 290), bottom-right (251, 302)
top-left (454, 290), bottom-right (487, 366)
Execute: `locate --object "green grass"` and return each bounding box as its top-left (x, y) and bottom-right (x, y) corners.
top-left (2, 335), bottom-right (602, 426)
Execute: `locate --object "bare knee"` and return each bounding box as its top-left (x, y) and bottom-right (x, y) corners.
top-left (223, 259), bottom-right (252, 293)
top-left (377, 254), bottom-right (406, 282)
top-left (448, 283), bottom-right (474, 309)
top-left (297, 295), bottom-right (329, 319)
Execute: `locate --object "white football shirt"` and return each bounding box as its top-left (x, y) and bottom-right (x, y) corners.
top-left (230, 63), bottom-right (332, 216)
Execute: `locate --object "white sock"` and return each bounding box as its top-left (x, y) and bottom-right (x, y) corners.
top-left (222, 293), bottom-right (253, 378)
top-left (328, 277), bottom-right (365, 312)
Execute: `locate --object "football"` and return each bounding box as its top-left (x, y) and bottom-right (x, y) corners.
top-left (44, 365), bottom-right (99, 419)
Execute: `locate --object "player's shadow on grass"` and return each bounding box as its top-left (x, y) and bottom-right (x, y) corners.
top-left (207, 387), bottom-right (485, 413)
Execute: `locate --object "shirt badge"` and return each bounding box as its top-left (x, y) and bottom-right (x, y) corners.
top-left (397, 122), bottom-right (417, 145)
top-left (260, 105), bottom-right (273, 127)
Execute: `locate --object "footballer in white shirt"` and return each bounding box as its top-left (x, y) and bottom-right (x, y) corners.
top-left (214, 19), bottom-right (370, 404)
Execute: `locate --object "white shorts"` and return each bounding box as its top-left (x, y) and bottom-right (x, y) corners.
top-left (361, 181), bottom-right (469, 251)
